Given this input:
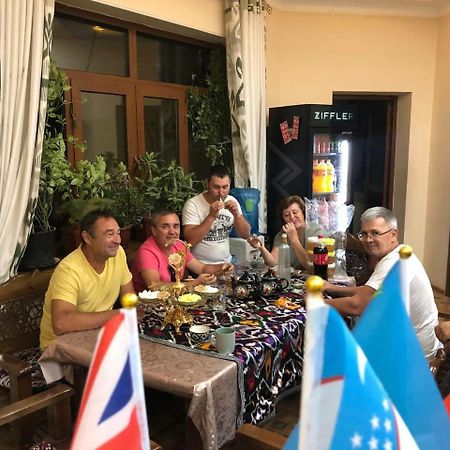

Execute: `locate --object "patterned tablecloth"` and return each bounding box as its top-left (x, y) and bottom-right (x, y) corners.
top-left (139, 287), bottom-right (307, 425)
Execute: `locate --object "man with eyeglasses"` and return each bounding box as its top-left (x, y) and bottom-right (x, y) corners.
top-left (324, 206), bottom-right (441, 359)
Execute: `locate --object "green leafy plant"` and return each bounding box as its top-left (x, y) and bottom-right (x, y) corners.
top-left (134, 152), bottom-right (200, 215)
top-left (110, 163), bottom-right (151, 227)
top-left (187, 49), bottom-right (233, 168)
top-left (33, 61), bottom-right (74, 232)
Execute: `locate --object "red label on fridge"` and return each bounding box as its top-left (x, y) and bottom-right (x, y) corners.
top-left (280, 121), bottom-right (292, 144)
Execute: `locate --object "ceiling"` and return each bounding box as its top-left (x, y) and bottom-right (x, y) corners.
top-left (271, 0), bottom-right (450, 17)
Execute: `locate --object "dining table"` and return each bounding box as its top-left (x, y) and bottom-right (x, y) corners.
top-left (39, 280), bottom-right (307, 450)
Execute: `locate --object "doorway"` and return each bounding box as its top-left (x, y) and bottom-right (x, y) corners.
top-left (333, 95), bottom-right (397, 234)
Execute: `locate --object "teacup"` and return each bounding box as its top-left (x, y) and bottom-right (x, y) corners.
top-left (189, 324), bottom-right (211, 344)
top-left (211, 327), bottom-right (235, 354)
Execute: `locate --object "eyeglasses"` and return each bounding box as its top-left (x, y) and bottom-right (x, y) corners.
top-left (357, 229), bottom-right (394, 240)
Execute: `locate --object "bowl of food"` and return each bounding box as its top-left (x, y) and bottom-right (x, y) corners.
top-left (194, 285), bottom-right (219, 298)
top-left (177, 293), bottom-right (202, 306)
top-left (138, 290), bottom-right (161, 302)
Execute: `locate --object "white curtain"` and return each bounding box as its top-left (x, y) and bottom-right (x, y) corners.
top-left (0, 0), bottom-right (54, 284)
top-left (225, 0), bottom-right (267, 232)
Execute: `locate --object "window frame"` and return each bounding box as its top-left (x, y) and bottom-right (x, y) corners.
top-left (55, 3), bottom-right (218, 172)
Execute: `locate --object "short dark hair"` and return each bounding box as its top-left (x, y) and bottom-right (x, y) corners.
top-left (80, 210), bottom-right (116, 240)
top-left (278, 196), bottom-right (305, 221)
top-left (207, 165), bottom-right (231, 181)
top-left (150, 209), bottom-right (178, 227)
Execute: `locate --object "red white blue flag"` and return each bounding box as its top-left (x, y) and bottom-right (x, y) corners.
top-left (293, 298), bottom-right (419, 450)
top-left (71, 309), bottom-right (150, 450)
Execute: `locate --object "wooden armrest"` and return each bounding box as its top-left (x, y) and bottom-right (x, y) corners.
top-left (235, 424), bottom-right (287, 450)
top-left (0, 353), bottom-right (32, 376)
top-left (0, 384), bottom-right (73, 426)
top-left (150, 439), bottom-right (163, 449)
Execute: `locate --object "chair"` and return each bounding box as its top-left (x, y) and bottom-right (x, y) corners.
top-left (0, 383), bottom-right (73, 448)
top-left (0, 276), bottom-right (51, 446)
top-left (433, 341), bottom-right (450, 398)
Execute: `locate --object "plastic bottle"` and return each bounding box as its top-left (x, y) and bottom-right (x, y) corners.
top-left (317, 198), bottom-right (329, 230)
top-left (313, 235), bottom-right (328, 280)
top-left (313, 160), bottom-right (320, 193)
top-left (278, 233), bottom-right (291, 287)
top-left (325, 159), bottom-right (335, 192)
top-left (317, 160), bottom-right (326, 193)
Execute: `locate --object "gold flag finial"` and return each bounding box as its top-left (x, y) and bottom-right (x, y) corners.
top-left (399, 245), bottom-right (412, 259)
top-left (306, 275), bottom-right (324, 294)
top-left (121, 292), bottom-right (138, 309)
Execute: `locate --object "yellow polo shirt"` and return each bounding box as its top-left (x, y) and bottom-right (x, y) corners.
top-left (39, 246), bottom-right (132, 349)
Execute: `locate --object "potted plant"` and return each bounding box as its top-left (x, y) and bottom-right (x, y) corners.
top-left (19, 62), bottom-right (73, 270)
top-left (187, 49), bottom-right (233, 169)
top-left (59, 155), bottom-right (113, 252)
top-left (110, 163), bottom-right (151, 246)
top-left (134, 152), bottom-right (201, 216)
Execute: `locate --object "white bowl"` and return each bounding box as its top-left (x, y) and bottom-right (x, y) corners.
top-left (194, 285), bottom-right (219, 296)
top-left (138, 290), bottom-right (161, 301)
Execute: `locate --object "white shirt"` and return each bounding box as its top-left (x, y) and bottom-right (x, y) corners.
top-left (182, 193), bottom-right (242, 264)
top-left (365, 245), bottom-right (441, 359)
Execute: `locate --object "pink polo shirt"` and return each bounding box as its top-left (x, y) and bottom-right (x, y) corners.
top-left (131, 237), bottom-right (193, 293)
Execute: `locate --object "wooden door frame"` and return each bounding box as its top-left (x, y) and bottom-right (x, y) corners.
top-left (333, 94), bottom-right (397, 209)
top-left (64, 69), bottom-right (138, 168)
top-left (135, 80), bottom-right (189, 170)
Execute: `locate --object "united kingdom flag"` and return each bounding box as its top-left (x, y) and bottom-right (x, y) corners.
top-left (71, 309), bottom-right (150, 450)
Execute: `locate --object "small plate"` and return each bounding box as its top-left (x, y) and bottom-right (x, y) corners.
top-left (194, 285), bottom-right (219, 296)
top-left (178, 293), bottom-right (202, 306)
top-left (138, 290), bottom-right (161, 302)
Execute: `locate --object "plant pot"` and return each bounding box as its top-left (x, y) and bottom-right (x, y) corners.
top-left (120, 226), bottom-right (132, 248)
top-left (132, 222), bottom-right (147, 242)
top-left (61, 223), bottom-right (82, 254)
top-left (19, 227), bottom-right (57, 271)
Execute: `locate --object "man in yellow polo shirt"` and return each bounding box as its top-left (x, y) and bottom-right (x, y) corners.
top-left (40, 210), bottom-right (134, 349)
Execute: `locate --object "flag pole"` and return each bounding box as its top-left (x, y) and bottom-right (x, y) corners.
top-left (121, 293), bottom-right (151, 450)
top-left (399, 245), bottom-right (412, 316)
top-left (299, 276), bottom-right (325, 450)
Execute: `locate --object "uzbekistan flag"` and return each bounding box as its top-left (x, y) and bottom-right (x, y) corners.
top-left (71, 309), bottom-right (150, 450)
top-left (292, 299), bottom-right (418, 450)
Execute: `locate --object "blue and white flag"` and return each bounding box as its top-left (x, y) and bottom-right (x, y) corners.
top-left (291, 298), bottom-right (418, 450)
top-left (354, 258), bottom-right (450, 449)
top-left (71, 308), bottom-right (150, 450)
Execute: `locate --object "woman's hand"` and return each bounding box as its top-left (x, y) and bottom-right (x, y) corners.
top-left (282, 222), bottom-right (300, 244)
top-left (247, 235), bottom-right (262, 249)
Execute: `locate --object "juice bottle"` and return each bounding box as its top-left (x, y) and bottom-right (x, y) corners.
top-left (318, 160), bottom-right (327, 193)
top-left (312, 160), bottom-right (319, 193)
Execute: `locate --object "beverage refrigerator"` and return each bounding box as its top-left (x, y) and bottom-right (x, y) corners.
top-left (266, 104), bottom-right (356, 239)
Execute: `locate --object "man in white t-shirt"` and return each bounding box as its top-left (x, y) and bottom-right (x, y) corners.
top-left (324, 206), bottom-right (441, 360)
top-left (182, 165), bottom-right (251, 264)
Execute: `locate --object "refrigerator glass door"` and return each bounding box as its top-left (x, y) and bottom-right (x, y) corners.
top-left (311, 131), bottom-right (351, 203)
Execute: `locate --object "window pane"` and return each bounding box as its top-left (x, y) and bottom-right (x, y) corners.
top-left (81, 92), bottom-right (127, 169)
top-left (143, 97), bottom-right (178, 162)
top-left (137, 33), bottom-right (210, 85)
top-left (52, 14), bottom-right (128, 77)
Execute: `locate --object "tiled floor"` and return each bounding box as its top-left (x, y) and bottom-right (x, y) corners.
top-left (1, 289), bottom-right (449, 449)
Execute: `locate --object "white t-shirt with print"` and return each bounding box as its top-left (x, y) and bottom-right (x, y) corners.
top-left (365, 245), bottom-right (441, 359)
top-left (182, 193), bottom-right (242, 264)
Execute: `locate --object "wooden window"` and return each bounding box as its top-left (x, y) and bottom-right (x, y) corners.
top-left (53, 5), bottom-right (218, 174)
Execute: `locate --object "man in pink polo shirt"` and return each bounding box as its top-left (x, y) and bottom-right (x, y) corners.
top-left (131, 209), bottom-right (232, 292)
